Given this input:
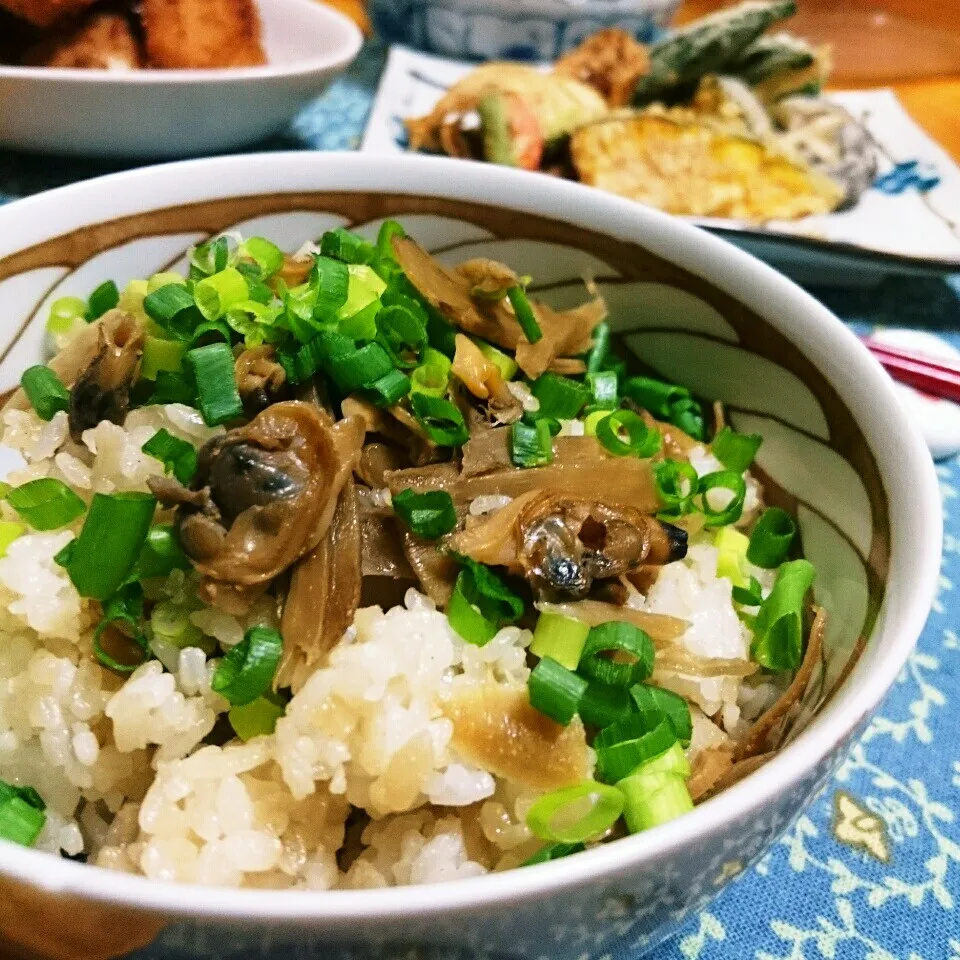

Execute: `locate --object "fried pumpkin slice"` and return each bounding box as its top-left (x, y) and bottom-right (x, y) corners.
top-left (570, 112), bottom-right (843, 222)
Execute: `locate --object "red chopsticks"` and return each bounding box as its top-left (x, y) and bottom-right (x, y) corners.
top-left (860, 336), bottom-right (960, 404)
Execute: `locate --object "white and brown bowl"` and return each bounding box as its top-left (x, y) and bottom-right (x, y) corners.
top-left (0, 153), bottom-right (941, 960)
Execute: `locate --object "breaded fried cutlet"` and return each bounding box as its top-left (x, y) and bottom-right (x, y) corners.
top-left (140, 0), bottom-right (266, 69)
top-left (23, 9), bottom-right (143, 69)
top-left (0, 0), bottom-right (96, 28)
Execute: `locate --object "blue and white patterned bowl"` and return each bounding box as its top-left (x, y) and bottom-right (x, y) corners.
top-left (369, 0), bottom-right (680, 60)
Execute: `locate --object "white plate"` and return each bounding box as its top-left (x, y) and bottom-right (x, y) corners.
top-left (0, 0), bottom-right (363, 159)
top-left (362, 45), bottom-right (960, 281)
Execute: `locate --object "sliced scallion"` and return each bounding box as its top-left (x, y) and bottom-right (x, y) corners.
top-left (392, 488), bottom-right (457, 540)
top-left (46, 296), bottom-right (87, 337)
top-left (595, 718), bottom-right (676, 783)
top-left (410, 393), bottom-right (469, 447)
top-left (143, 283), bottom-right (202, 340)
top-left (239, 237), bottom-right (284, 277)
top-left (86, 280), bottom-right (119, 321)
top-left (696, 470), bottom-right (747, 528)
top-left (579, 622), bottom-right (655, 688)
top-left (653, 459), bottom-right (698, 517)
top-left (141, 429), bottom-right (198, 485)
top-left (523, 841), bottom-right (586, 866)
top-left (229, 693), bottom-right (287, 741)
top-left (586, 370), bottom-right (618, 410)
top-left (0, 779), bottom-right (47, 847)
top-left (377, 304), bottom-right (427, 369)
top-left (476, 340), bottom-right (517, 380)
top-left (751, 559), bottom-right (815, 671)
top-left (510, 419), bottom-right (554, 468)
top-left (0, 521), bottom-right (25, 558)
top-left (141, 336), bottom-right (186, 381)
top-left (93, 582), bottom-right (150, 674)
top-left (715, 526), bottom-right (750, 588)
top-left (194, 267), bottom-right (249, 321)
top-left (528, 656), bottom-right (588, 725)
top-left (618, 770), bottom-right (693, 834)
top-left (20, 366), bottom-right (70, 421)
top-left (133, 524), bottom-right (190, 580)
top-left (410, 348), bottom-right (451, 398)
top-left (629, 684), bottom-right (693, 747)
top-left (376, 220), bottom-right (406, 263)
top-left (529, 612), bottom-right (590, 671)
top-left (578, 680), bottom-right (635, 729)
top-left (320, 228), bottom-right (376, 266)
top-left (747, 507), bottom-right (797, 569)
top-left (211, 626), bottom-right (284, 707)
top-left (362, 368), bottom-right (411, 407)
top-left (312, 256), bottom-right (350, 315)
top-left (595, 410), bottom-right (661, 458)
top-left (7, 479), bottom-right (85, 531)
top-left (732, 576), bottom-right (764, 608)
top-left (712, 426), bottom-right (762, 473)
top-left (506, 285), bottom-right (542, 344)
top-left (526, 781), bottom-right (624, 843)
top-left (530, 372), bottom-right (590, 420)
top-left (586, 321), bottom-right (610, 375)
top-left (185, 343), bottom-right (243, 426)
top-left (622, 376), bottom-right (688, 418)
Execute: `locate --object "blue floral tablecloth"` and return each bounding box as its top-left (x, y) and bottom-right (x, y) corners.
top-left (2, 43), bottom-right (960, 960)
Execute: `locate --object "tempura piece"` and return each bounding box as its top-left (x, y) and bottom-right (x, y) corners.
top-left (140, 0), bottom-right (266, 69)
top-left (405, 64), bottom-right (607, 167)
top-left (23, 10), bottom-right (143, 70)
top-left (571, 112), bottom-right (844, 222)
top-left (553, 28), bottom-right (651, 107)
top-left (0, 0), bottom-right (95, 28)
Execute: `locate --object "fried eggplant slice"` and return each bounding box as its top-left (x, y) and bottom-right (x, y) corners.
top-left (23, 9), bottom-right (143, 70)
top-left (140, 0), bottom-right (266, 69)
top-left (571, 112), bottom-right (844, 222)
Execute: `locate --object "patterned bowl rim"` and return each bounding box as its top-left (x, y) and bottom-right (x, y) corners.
top-left (0, 153), bottom-right (942, 921)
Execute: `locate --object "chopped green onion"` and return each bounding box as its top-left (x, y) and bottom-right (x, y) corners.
top-left (579, 621), bottom-right (655, 687)
top-left (751, 559), bottom-right (816, 671)
top-left (0, 481), bottom-right (11, 499)
top-left (410, 348), bottom-right (452, 398)
top-left (586, 321), bottom-right (610, 375)
top-left (526, 781), bottom-right (624, 843)
top-left (229, 692), bottom-right (287, 741)
top-left (392, 488), bottom-right (457, 540)
top-left (629, 684), bottom-right (692, 747)
top-left (447, 570), bottom-right (499, 646)
top-left (457, 555), bottom-right (525, 624)
top-left (185, 343), bottom-right (243, 426)
top-left (147, 272), bottom-right (187, 294)
top-left (586, 370), bottom-right (618, 410)
top-left (320, 228), bottom-right (376, 265)
top-left (376, 220), bottom-right (406, 263)
top-left (312, 256), bottom-right (350, 315)
top-left (191, 236), bottom-right (230, 279)
top-left (0, 779), bottom-right (46, 846)
top-left (410, 393), bottom-right (469, 447)
top-left (340, 264), bottom-right (387, 320)
top-left (143, 283), bottom-right (201, 340)
top-left (187, 319), bottom-right (232, 350)
top-left (280, 279), bottom-right (323, 343)
top-left (133, 524), bottom-right (190, 580)
top-left (339, 300), bottom-right (381, 342)
top-left (141, 336), bottom-right (186, 381)
top-left (530, 372), bottom-right (590, 420)
top-left (640, 741), bottom-right (691, 778)
top-left (622, 376), bottom-right (689, 418)
top-left (583, 410), bottom-right (610, 437)
top-left (67, 492), bottom-right (156, 600)
top-left (528, 656), bottom-right (588, 725)
top-left (523, 841), bottom-right (586, 866)
top-left (194, 267), bottom-right (249, 322)
top-left (696, 471), bottom-right (747, 528)
top-left (93, 582), bottom-right (150, 674)
top-left (46, 296), bottom-right (87, 337)
top-left (579, 680), bottom-right (635, 729)
top-left (732, 576), bottom-right (763, 607)
top-left (239, 237), bottom-right (284, 277)
top-left (234, 263), bottom-right (274, 306)
top-left (7, 479), bottom-right (85, 531)
top-left (476, 340), bottom-right (518, 380)
top-left (510, 420), bottom-right (554, 468)
top-left (0, 520), bottom-right (25, 558)
top-left (715, 526), bottom-right (750, 588)
top-left (328, 342), bottom-right (394, 393)
top-left (150, 600), bottom-right (205, 650)
top-left (142, 429), bottom-right (198, 485)
top-left (618, 770), bottom-right (693, 834)
top-left (595, 718), bottom-right (676, 783)
top-left (712, 426), bottom-right (762, 473)
top-left (747, 507), bottom-right (797, 569)
top-left (653, 459), bottom-right (699, 517)
top-left (529, 612), bottom-right (590, 670)
top-left (669, 396), bottom-right (706, 441)
top-left (595, 410), bottom-right (661, 458)
top-left (86, 280), bottom-right (119, 321)
top-left (506, 285), bottom-right (542, 344)
top-left (212, 626), bottom-right (284, 707)
top-left (377, 304), bottom-right (427, 369)
top-left (362, 368), bottom-right (411, 407)
top-left (20, 365), bottom-right (70, 421)
top-left (224, 301), bottom-right (283, 348)
top-left (149, 370), bottom-right (196, 407)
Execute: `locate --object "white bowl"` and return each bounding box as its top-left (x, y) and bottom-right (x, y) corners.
top-left (370, 0), bottom-right (680, 60)
top-left (0, 153), bottom-right (941, 960)
top-left (0, 0), bottom-right (363, 159)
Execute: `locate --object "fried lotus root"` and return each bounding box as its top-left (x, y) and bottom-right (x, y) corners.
top-left (571, 112), bottom-right (844, 222)
top-left (149, 401), bottom-right (364, 600)
top-left (449, 490), bottom-right (687, 600)
top-left (140, 0), bottom-right (266, 69)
